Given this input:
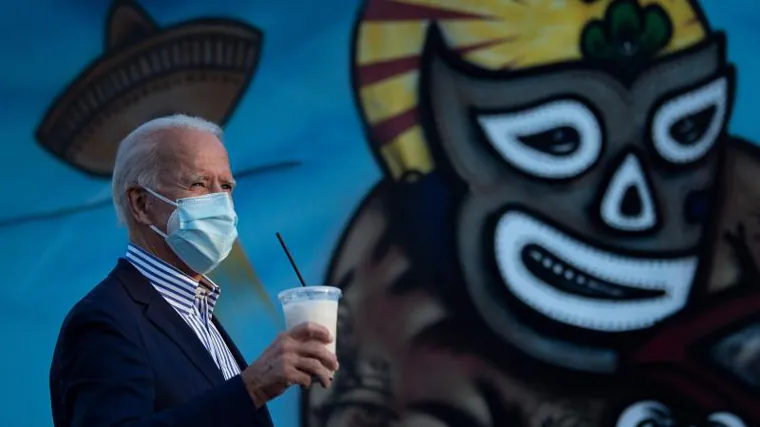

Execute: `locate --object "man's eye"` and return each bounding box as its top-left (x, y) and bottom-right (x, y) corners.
top-left (191, 182), bottom-right (206, 188)
top-left (222, 184), bottom-right (233, 190)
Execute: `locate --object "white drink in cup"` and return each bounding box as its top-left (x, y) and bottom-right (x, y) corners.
top-left (277, 286), bottom-right (342, 354)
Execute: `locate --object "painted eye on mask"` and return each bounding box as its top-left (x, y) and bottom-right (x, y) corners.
top-left (651, 76), bottom-right (728, 165)
top-left (707, 412), bottom-right (746, 427)
top-left (616, 401), bottom-right (675, 427)
top-left (475, 99), bottom-right (603, 179)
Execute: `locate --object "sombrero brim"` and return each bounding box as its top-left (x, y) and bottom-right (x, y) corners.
top-left (36, 19), bottom-right (262, 177)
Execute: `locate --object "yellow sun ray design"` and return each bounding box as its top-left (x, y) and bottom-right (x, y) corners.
top-left (355, 0), bottom-right (708, 180)
top-left (209, 239), bottom-right (281, 326)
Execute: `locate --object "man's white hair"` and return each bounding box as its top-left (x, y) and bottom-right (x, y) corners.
top-left (111, 114), bottom-right (223, 226)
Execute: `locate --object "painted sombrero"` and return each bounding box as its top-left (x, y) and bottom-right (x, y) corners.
top-left (35, 0), bottom-right (262, 177)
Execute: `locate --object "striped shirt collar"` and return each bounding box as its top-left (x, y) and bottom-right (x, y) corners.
top-left (125, 243), bottom-right (221, 317)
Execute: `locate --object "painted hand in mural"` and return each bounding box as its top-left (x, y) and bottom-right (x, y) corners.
top-left (243, 322), bottom-right (338, 408)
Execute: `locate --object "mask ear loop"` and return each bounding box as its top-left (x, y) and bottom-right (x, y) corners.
top-left (142, 187), bottom-right (177, 238)
top-left (143, 187), bottom-right (177, 207)
top-left (150, 224), bottom-right (169, 238)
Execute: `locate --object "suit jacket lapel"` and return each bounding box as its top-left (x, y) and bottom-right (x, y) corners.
top-left (115, 259), bottom-right (225, 385)
top-left (212, 317), bottom-right (247, 370)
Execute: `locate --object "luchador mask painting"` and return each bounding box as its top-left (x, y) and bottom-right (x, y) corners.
top-left (354, 0), bottom-right (736, 372)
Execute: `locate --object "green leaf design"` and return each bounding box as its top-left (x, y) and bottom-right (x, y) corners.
top-left (579, 0), bottom-right (675, 63)
top-left (608, 0), bottom-right (643, 43)
top-left (581, 22), bottom-right (615, 60)
top-left (638, 5), bottom-right (674, 53)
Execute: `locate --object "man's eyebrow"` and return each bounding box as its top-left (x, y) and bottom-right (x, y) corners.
top-left (183, 173), bottom-right (208, 183)
top-left (181, 173), bottom-right (235, 187)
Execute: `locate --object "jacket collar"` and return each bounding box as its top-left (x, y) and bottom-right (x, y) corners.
top-left (113, 258), bottom-right (232, 384)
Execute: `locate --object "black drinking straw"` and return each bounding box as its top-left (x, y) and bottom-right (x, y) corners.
top-left (276, 232), bottom-right (307, 287)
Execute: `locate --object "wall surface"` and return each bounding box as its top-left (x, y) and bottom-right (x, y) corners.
top-left (2, 1), bottom-right (760, 427)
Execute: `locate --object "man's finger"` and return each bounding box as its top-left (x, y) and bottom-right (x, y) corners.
top-left (288, 368), bottom-right (312, 388)
top-left (297, 341), bottom-right (339, 371)
top-left (295, 356), bottom-right (332, 388)
top-left (289, 322), bottom-right (332, 344)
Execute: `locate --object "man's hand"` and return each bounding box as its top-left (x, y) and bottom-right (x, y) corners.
top-left (242, 322), bottom-right (339, 408)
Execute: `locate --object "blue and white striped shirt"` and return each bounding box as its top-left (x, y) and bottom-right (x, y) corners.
top-left (125, 243), bottom-right (241, 381)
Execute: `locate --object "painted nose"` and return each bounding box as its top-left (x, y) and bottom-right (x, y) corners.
top-left (598, 153), bottom-right (658, 233)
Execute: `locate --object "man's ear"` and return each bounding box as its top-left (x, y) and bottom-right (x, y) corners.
top-left (126, 187), bottom-right (153, 226)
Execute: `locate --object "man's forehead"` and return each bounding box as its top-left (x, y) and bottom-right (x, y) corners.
top-left (154, 128), bottom-right (225, 156)
top-left (153, 128), bottom-right (232, 178)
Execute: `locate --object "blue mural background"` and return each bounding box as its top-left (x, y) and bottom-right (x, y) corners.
top-left (0, 1), bottom-right (758, 426)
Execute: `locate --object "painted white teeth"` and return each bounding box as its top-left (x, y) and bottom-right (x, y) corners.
top-left (494, 210), bottom-right (698, 332)
top-left (530, 246), bottom-right (597, 292)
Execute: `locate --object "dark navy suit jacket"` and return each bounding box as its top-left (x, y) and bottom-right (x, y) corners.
top-left (50, 259), bottom-right (274, 427)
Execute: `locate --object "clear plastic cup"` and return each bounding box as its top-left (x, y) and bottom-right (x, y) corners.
top-left (277, 286), bottom-right (343, 354)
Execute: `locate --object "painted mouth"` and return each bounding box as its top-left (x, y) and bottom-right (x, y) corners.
top-left (522, 244), bottom-right (666, 301)
top-left (494, 210), bottom-right (698, 332)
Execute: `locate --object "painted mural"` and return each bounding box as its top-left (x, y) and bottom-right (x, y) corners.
top-left (34, 0), bottom-right (280, 317)
top-left (2, 0), bottom-right (760, 426)
top-left (303, 0), bottom-right (760, 426)
top-left (0, 0), bottom-right (372, 425)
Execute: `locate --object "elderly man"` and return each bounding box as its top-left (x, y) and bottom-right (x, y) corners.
top-left (49, 114), bottom-right (338, 427)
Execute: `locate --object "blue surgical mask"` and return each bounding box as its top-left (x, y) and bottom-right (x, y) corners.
top-left (144, 187), bottom-right (238, 275)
